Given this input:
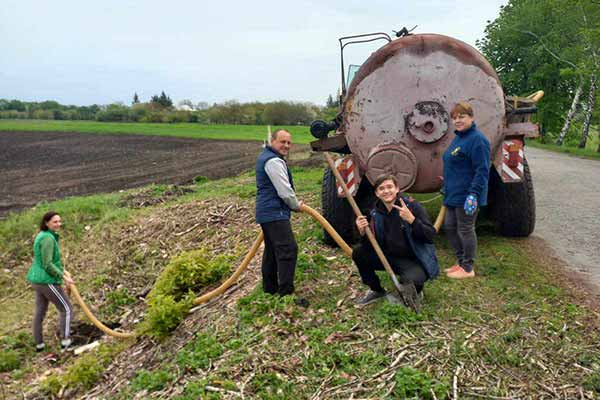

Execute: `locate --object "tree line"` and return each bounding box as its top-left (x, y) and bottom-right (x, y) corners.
top-left (478, 0), bottom-right (600, 150)
top-left (0, 92), bottom-right (339, 126)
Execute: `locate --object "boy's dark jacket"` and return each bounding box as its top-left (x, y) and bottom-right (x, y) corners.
top-left (366, 196), bottom-right (440, 279)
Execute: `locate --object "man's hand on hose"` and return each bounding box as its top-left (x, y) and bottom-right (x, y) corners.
top-left (355, 215), bottom-right (368, 236)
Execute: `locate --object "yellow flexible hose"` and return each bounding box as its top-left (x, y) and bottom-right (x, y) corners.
top-left (434, 205), bottom-right (446, 233)
top-left (70, 203), bottom-right (443, 338)
top-left (69, 285), bottom-right (136, 339)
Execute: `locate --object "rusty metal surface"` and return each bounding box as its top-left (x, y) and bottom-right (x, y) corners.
top-left (340, 34), bottom-right (505, 193)
top-left (503, 122), bottom-right (539, 138)
top-left (365, 144), bottom-right (417, 191)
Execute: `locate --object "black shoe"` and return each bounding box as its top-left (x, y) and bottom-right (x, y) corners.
top-left (294, 297), bottom-right (310, 308)
top-left (356, 289), bottom-right (387, 306)
top-left (36, 343), bottom-right (46, 352)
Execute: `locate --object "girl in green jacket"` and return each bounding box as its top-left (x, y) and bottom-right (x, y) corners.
top-left (26, 211), bottom-right (75, 351)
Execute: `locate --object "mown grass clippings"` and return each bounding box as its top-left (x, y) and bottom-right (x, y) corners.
top-left (2, 165), bottom-right (600, 398)
top-left (172, 379), bottom-right (222, 400)
top-left (130, 368), bottom-right (174, 393)
top-left (584, 372), bottom-right (600, 393)
top-left (250, 372), bottom-right (295, 399)
top-left (393, 367), bottom-right (449, 399)
top-left (176, 332), bottom-right (224, 372)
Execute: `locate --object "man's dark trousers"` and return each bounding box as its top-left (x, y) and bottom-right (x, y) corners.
top-left (352, 243), bottom-right (427, 293)
top-left (260, 219), bottom-right (298, 296)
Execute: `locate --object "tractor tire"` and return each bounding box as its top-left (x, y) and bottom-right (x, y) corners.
top-left (322, 167), bottom-right (358, 246)
top-left (488, 157), bottom-right (536, 237)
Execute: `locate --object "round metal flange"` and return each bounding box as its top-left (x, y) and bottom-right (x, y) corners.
top-left (406, 101), bottom-right (449, 143)
top-left (366, 145), bottom-right (417, 191)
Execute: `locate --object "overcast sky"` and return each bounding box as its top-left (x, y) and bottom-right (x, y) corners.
top-left (1, 0), bottom-right (508, 106)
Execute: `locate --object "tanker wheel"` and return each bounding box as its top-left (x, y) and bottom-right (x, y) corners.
top-left (321, 167), bottom-right (376, 246)
top-left (488, 157), bottom-right (536, 237)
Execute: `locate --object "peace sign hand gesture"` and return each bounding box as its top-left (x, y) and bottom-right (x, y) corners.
top-left (392, 198), bottom-right (415, 224)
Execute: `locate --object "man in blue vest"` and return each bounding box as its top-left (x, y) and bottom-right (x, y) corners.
top-left (256, 129), bottom-right (303, 299)
top-left (352, 174), bottom-right (439, 306)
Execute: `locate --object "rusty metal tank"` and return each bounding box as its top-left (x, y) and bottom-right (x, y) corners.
top-left (311, 30), bottom-right (541, 242)
top-left (341, 33), bottom-right (505, 193)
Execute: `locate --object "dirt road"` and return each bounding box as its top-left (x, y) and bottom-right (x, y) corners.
top-left (526, 147), bottom-right (600, 291)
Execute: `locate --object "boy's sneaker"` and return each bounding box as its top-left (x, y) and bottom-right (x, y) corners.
top-left (36, 343), bottom-right (46, 352)
top-left (356, 289), bottom-right (386, 306)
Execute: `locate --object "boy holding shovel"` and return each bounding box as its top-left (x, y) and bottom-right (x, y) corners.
top-left (352, 174), bottom-right (440, 306)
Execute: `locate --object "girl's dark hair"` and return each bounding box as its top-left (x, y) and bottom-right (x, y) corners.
top-left (40, 211), bottom-right (59, 231)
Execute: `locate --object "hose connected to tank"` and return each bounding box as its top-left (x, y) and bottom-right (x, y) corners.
top-left (69, 203), bottom-right (444, 339)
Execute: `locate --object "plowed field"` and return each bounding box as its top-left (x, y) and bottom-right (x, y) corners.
top-left (0, 131), bottom-right (306, 217)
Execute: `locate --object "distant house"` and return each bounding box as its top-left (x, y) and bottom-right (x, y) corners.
top-left (176, 104), bottom-right (194, 111)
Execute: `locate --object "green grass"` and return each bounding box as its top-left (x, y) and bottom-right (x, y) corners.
top-left (0, 119), bottom-right (314, 144)
top-left (1, 165), bottom-right (599, 398)
top-left (529, 139), bottom-right (600, 160)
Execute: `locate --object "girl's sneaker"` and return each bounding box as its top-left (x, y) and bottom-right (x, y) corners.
top-left (60, 338), bottom-right (72, 352)
top-left (447, 267), bottom-right (475, 279)
top-left (444, 264), bottom-right (462, 273)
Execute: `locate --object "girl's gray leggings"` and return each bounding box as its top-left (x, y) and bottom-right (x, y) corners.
top-left (31, 283), bottom-right (73, 345)
top-left (444, 206), bottom-right (478, 272)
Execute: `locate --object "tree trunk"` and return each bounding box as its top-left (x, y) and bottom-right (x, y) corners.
top-left (579, 73), bottom-right (597, 149)
top-left (556, 83), bottom-right (583, 145)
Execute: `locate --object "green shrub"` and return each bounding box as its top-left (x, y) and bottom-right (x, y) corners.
top-left (142, 293), bottom-right (194, 338)
top-left (40, 375), bottom-right (62, 396)
top-left (141, 248), bottom-right (232, 338)
top-left (0, 349), bottom-right (20, 372)
top-left (177, 332), bottom-right (224, 371)
top-left (393, 367), bottom-right (449, 399)
top-left (64, 354), bottom-right (105, 389)
top-left (131, 369), bottom-right (173, 393)
top-left (150, 248), bottom-right (232, 301)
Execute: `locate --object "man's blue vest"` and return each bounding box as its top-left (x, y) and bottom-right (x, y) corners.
top-left (255, 146), bottom-right (295, 224)
top-left (371, 197), bottom-right (440, 279)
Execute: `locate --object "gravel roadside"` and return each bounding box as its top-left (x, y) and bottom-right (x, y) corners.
top-left (526, 146), bottom-right (600, 292)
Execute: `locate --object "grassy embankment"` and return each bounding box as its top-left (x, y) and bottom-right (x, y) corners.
top-left (528, 126), bottom-right (600, 160)
top-left (1, 167), bottom-right (599, 398)
top-left (0, 119), bottom-right (314, 144)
